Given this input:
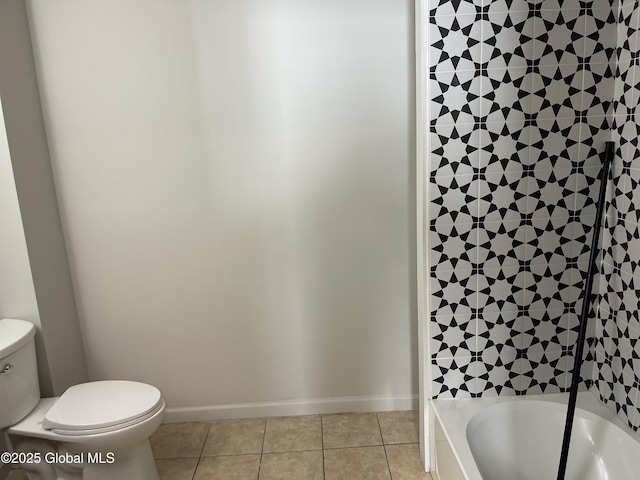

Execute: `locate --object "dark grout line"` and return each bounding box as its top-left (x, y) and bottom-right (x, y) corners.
top-left (383, 441), bottom-right (421, 446)
top-left (190, 423), bottom-right (213, 480)
top-left (323, 443), bottom-right (384, 451)
top-left (256, 418), bottom-right (267, 480)
top-left (162, 442), bottom-right (420, 457)
top-left (376, 413), bottom-right (394, 479)
top-left (154, 413), bottom-right (422, 479)
top-left (202, 448), bottom-right (320, 457)
top-left (320, 415), bottom-right (326, 480)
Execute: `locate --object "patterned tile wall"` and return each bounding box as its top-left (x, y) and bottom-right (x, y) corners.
top-left (591, 0), bottom-right (640, 431)
top-left (428, 0), bottom-right (618, 398)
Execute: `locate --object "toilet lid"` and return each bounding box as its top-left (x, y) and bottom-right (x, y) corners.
top-left (43, 380), bottom-right (163, 432)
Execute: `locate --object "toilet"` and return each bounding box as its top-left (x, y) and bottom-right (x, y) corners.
top-left (0, 318), bottom-right (165, 480)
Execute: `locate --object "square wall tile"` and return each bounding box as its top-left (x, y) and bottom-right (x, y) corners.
top-left (431, 356), bottom-right (475, 399)
top-left (477, 220), bottom-right (527, 268)
top-left (581, 65), bottom-right (615, 118)
top-left (477, 307), bottom-right (520, 350)
top-left (430, 266), bottom-right (477, 317)
top-left (481, 120), bottom-right (530, 172)
top-left (476, 341), bottom-right (519, 396)
top-left (524, 262), bottom-right (575, 308)
top-left (431, 313), bottom-right (476, 358)
top-left (478, 171), bottom-right (528, 222)
top-left (429, 173), bottom-right (477, 225)
top-left (429, 222), bottom-right (477, 270)
top-left (430, 123), bottom-right (479, 175)
top-left (534, 9), bottom-right (586, 66)
top-left (520, 308), bottom-right (566, 354)
top-left (477, 266), bottom-right (523, 316)
top-left (514, 349), bottom-right (567, 394)
top-left (528, 216), bottom-right (573, 266)
top-left (536, 64), bottom-right (585, 119)
top-left (481, 11), bottom-right (530, 70)
top-left (528, 116), bottom-right (578, 171)
top-left (429, 14), bottom-right (482, 75)
top-left (430, 70), bottom-right (481, 125)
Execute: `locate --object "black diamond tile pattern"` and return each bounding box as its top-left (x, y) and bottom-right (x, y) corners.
top-left (592, 3), bottom-right (640, 429)
top-left (426, 0), bottom-right (640, 430)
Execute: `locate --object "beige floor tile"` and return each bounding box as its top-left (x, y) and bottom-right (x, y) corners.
top-left (194, 455), bottom-right (261, 480)
top-left (150, 422), bottom-right (211, 458)
top-left (324, 446), bottom-right (391, 480)
top-left (259, 451), bottom-right (323, 480)
top-left (202, 419), bottom-right (266, 456)
top-left (263, 416), bottom-right (322, 453)
top-left (5, 470), bottom-right (27, 480)
top-left (377, 411), bottom-right (420, 444)
top-left (156, 458), bottom-right (199, 480)
top-left (322, 412), bottom-right (382, 449)
top-left (386, 444), bottom-right (431, 480)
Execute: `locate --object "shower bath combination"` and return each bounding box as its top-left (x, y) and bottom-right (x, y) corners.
top-left (432, 392), bottom-right (639, 480)
top-left (424, 0), bottom-right (640, 475)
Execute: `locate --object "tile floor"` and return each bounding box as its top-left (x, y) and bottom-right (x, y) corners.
top-left (4, 411), bottom-right (432, 480)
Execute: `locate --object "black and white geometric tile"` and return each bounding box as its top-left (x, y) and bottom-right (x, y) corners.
top-left (427, 0), bottom-right (625, 401)
top-left (431, 356), bottom-right (475, 399)
top-left (431, 313), bottom-right (476, 359)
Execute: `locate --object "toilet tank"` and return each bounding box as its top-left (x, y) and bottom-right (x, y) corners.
top-left (0, 319), bottom-right (40, 429)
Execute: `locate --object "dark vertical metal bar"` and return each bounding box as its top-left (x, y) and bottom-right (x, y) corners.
top-left (556, 141), bottom-right (615, 480)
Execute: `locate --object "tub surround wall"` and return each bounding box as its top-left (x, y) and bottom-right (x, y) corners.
top-left (591, 0), bottom-right (640, 431)
top-left (428, 0), bottom-right (617, 397)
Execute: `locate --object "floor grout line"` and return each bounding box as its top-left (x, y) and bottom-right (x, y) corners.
top-left (320, 415), bottom-right (326, 480)
top-left (256, 418), bottom-right (267, 480)
top-left (376, 412), bottom-right (394, 479)
top-left (148, 411), bottom-right (424, 480)
top-left (174, 440), bottom-right (421, 459)
top-left (191, 423), bottom-right (212, 480)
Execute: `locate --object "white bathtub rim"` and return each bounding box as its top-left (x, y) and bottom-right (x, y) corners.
top-left (431, 390), bottom-right (640, 480)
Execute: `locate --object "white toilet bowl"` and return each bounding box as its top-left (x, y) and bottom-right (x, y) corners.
top-left (8, 387), bottom-right (165, 480)
top-left (0, 319), bottom-right (165, 480)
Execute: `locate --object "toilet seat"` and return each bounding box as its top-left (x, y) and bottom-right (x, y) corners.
top-left (43, 380), bottom-right (163, 436)
top-left (47, 401), bottom-right (165, 436)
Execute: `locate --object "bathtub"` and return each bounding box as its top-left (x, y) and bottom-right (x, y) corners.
top-left (430, 391), bottom-right (640, 480)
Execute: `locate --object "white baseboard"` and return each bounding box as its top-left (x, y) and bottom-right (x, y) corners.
top-left (163, 394), bottom-right (418, 423)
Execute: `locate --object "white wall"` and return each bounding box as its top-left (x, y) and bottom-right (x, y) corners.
top-left (0, 99), bottom-right (30, 472)
top-left (0, 98), bottom-right (42, 478)
top-left (0, 0), bottom-right (88, 398)
top-left (0, 99), bottom-right (40, 348)
top-left (27, 0), bottom-right (415, 413)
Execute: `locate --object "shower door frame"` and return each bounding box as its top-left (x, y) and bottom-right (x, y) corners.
top-left (415, 0), bottom-right (431, 471)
